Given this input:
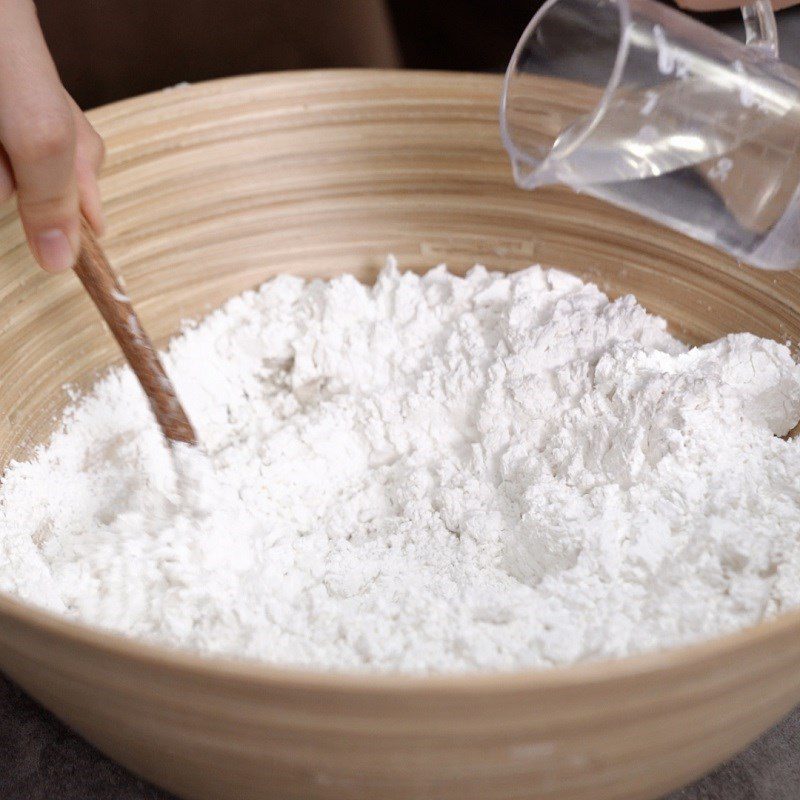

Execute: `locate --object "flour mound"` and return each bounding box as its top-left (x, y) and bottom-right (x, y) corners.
top-left (2, 262), bottom-right (800, 672)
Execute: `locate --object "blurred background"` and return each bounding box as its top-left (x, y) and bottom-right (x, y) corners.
top-left (35, 0), bottom-right (800, 111)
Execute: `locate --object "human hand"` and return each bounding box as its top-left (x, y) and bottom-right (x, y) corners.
top-left (0, 0), bottom-right (104, 273)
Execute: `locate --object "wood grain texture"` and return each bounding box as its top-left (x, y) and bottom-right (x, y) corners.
top-left (74, 218), bottom-right (197, 445)
top-left (0, 70), bottom-right (799, 800)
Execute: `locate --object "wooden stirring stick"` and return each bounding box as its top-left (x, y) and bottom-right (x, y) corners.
top-left (74, 218), bottom-right (197, 446)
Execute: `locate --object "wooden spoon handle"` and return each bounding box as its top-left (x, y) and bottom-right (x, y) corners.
top-left (74, 218), bottom-right (197, 446)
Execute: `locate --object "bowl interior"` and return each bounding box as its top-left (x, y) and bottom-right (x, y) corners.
top-left (2, 71), bottom-right (800, 471)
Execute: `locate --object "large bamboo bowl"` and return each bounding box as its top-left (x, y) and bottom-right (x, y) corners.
top-left (1, 70), bottom-right (800, 800)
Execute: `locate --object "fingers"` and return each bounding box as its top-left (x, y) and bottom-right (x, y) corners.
top-left (9, 98), bottom-right (78, 273)
top-left (0, 1), bottom-right (80, 272)
top-left (69, 95), bottom-right (106, 237)
top-left (0, 96), bottom-right (107, 258)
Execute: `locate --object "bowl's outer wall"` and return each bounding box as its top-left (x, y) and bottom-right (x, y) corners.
top-left (1, 70), bottom-right (800, 800)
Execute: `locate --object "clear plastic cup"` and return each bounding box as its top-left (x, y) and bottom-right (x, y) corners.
top-left (501, 0), bottom-right (800, 270)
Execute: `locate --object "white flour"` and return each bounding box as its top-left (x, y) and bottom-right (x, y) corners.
top-left (2, 261), bottom-right (800, 672)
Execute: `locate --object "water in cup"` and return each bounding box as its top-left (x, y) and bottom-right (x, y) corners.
top-left (502, 0), bottom-right (800, 269)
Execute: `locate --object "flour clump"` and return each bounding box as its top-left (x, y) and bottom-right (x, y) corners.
top-left (2, 261), bottom-right (800, 672)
